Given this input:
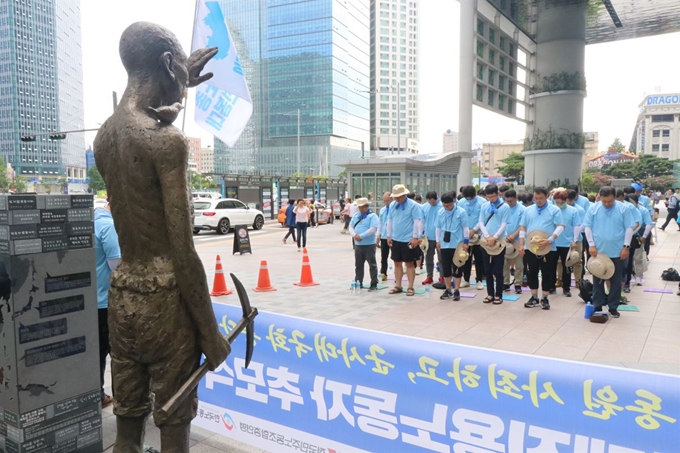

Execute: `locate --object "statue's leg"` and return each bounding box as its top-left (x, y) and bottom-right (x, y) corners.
top-left (160, 423), bottom-right (191, 453)
top-left (113, 415), bottom-right (148, 453)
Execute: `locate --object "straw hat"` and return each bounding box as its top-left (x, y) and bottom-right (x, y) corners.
top-left (469, 230), bottom-right (481, 245)
top-left (565, 249), bottom-right (581, 267)
top-left (419, 237), bottom-right (428, 254)
top-left (453, 242), bottom-right (470, 267)
top-left (587, 255), bottom-right (615, 280)
top-left (527, 230), bottom-right (551, 256)
top-left (390, 184), bottom-right (410, 198)
top-left (504, 241), bottom-right (519, 260)
top-left (479, 236), bottom-right (506, 256)
top-left (355, 197), bottom-right (370, 207)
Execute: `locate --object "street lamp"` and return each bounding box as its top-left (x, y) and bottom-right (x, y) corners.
top-left (282, 109), bottom-right (301, 175)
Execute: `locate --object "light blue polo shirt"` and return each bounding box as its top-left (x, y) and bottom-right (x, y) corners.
top-left (584, 201), bottom-right (635, 258)
top-left (460, 196), bottom-right (485, 230)
top-left (436, 205), bottom-right (468, 249)
top-left (379, 205), bottom-right (390, 238)
top-left (520, 202), bottom-right (564, 252)
top-left (95, 208), bottom-right (121, 310)
top-left (388, 198), bottom-right (424, 243)
top-left (638, 194), bottom-right (652, 215)
top-left (421, 200), bottom-right (442, 240)
top-left (506, 203), bottom-right (525, 236)
top-left (575, 195), bottom-right (591, 213)
top-left (636, 204), bottom-right (653, 229)
top-left (625, 201), bottom-right (642, 226)
top-left (479, 200), bottom-right (510, 238)
top-left (351, 211), bottom-right (380, 245)
top-left (555, 204), bottom-right (580, 248)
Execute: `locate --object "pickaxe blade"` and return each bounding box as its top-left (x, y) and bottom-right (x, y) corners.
top-left (230, 273), bottom-right (256, 368)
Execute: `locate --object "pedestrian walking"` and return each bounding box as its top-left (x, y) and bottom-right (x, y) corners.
top-left (519, 187), bottom-right (564, 310)
top-left (350, 198), bottom-right (380, 291)
top-left (386, 184), bottom-right (424, 297)
top-left (282, 199), bottom-right (297, 244)
top-left (584, 186), bottom-right (635, 318)
top-left (436, 191), bottom-right (468, 301)
top-left (478, 184), bottom-right (510, 304)
top-left (660, 188), bottom-right (679, 231)
top-left (94, 199), bottom-right (120, 408)
top-left (293, 199), bottom-right (310, 251)
top-left (376, 192), bottom-right (392, 281)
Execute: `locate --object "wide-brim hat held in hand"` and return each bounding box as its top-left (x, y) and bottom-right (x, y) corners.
top-left (587, 255), bottom-right (615, 280)
top-left (469, 230), bottom-right (481, 245)
top-left (505, 241), bottom-right (519, 259)
top-left (565, 249), bottom-right (581, 267)
top-left (453, 242), bottom-right (469, 267)
top-left (480, 237), bottom-right (506, 256)
top-left (527, 230), bottom-right (551, 256)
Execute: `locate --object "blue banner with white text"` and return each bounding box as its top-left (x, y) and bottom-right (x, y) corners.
top-left (193, 302), bottom-right (679, 453)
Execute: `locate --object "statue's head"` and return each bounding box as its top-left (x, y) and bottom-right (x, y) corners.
top-left (119, 22), bottom-right (188, 104)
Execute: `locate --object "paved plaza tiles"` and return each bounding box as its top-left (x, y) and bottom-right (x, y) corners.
top-left (102, 216), bottom-right (680, 451)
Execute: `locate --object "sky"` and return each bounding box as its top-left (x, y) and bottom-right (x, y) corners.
top-left (81, 1), bottom-right (680, 155)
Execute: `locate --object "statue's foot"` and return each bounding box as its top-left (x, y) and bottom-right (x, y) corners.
top-left (160, 422), bottom-right (191, 453)
top-left (113, 416), bottom-right (147, 453)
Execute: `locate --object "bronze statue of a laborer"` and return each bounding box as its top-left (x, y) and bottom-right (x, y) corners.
top-left (94, 22), bottom-right (231, 452)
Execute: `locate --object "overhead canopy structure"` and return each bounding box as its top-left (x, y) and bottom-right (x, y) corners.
top-left (488, 0), bottom-right (680, 45)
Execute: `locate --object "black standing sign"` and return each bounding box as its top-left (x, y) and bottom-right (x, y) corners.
top-left (233, 225), bottom-right (252, 255)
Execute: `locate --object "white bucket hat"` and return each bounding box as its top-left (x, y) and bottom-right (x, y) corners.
top-left (587, 255), bottom-right (615, 280)
top-left (505, 241), bottom-right (519, 260)
top-left (390, 184), bottom-right (410, 198)
top-left (355, 197), bottom-right (370, 207)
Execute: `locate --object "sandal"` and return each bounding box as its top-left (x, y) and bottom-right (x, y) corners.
top-left (389, 287), bottom-right (403, 294)
top-left (406, 288), bottom-right (415, 296)
top-left (493, 297), bottom-right (503, 305)
top-left (483, 296), bottom-right (494, 304)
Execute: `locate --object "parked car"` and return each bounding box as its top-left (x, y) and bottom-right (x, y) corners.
top-left (193, 198), bottom-right (265, 234)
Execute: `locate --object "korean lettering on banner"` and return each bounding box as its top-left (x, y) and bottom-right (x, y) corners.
top-left (196, 86), bottom-right (239, 133)
top-left (197, 303), bottom-right (679, 453)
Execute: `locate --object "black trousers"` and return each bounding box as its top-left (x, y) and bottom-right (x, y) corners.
top-left (98, 308), bottom-right (110, 399)
top-left (483, 249), bottom-right (505, 298)
top-left (643, 234), bottom-right (651, 256)
top-left (463, 244), bottom-right (485, 282)
top-left (284, 226), bottom-right (296, 241)
top-left (380, 238), bottom-right (390, 274)
top-left (593, 257), bottom-right (624, 311)
top-left (525, 250), bottom-right (558, 293)
top-left (555, 246), bottom-right (572, 291)
top-left (296, 222), bottom-right (308, 248)
top-left (661, 208), bottom-right (678, 229)
top-left (625, 238), bottom-right (640, 285)
top-left (355, 245), bottom-right (379, 287)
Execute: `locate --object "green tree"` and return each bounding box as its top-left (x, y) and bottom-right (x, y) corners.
top-left (636, 154), bottom-right (674, 178)
top-left (14, 176), bottom-right (27, 193)
top-left (603, 161), bottom-right (637, 179)
top-left (608, 138), bottom-right (626, 153)
top-left (580, 172), bottom-right (595, 192)
top-left (189, 171), bottom-right (217, 190)
top-left (0, 157), bottom-right (9, 192)
top-left (496, 152), bottom-right (524, 181)
top-left (643, 176), bottom-right (676, 192)
top-left (88, 166), bottom-right (106, 193)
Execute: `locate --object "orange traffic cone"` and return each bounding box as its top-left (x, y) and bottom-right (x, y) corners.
top-left (254, 260), bottom-right (277, 292)
top-left (210, 255), bottom-right (234, 296)
top-left (294, 248), bottom-right (320, 287)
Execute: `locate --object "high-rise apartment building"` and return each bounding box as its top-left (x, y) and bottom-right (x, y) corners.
top-left (214, 0), bottom-right (370, 176)
top-left (0, 0), bottom-right (86, 179)
top-left (200, 146), bottom-right (214, 175)
top-left (187, 136), bottom-right (202, 172)
top-left (443, 129), bottom-right (458, 153)
top-left (369, 0), bottom-right (419, 154)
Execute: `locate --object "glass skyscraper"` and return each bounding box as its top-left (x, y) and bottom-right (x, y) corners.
top-left (0, 0), bottom-right (86, 179)
top-left (215, 0), bottom-right (370, 176)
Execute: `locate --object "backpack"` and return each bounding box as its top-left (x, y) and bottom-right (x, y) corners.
top-left (578, 279), bottom-right (593, 303)
top-left (661, 268), bottom-right (680, 282)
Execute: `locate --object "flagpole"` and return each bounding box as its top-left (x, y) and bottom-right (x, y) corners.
top-left (185, 0), bottom-right (201, 193)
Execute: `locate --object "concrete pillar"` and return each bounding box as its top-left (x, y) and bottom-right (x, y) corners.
top-left (524, 1), bottom-right (587, 188)
top-left (456, 0), bottom-right (475, 186)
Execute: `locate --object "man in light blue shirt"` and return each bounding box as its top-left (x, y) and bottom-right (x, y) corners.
top-left (552, 189), bottom-right (581, 297)
top-left (350, 197), bottom-right (381, 290)
top-left (503, 189), bottom-right (525, 294)
top-left (387, 184), bottom-right (424, 296)
top-left (627, 193), bottom-right (653, 287)
top-left (421, 191), bottom-right (442, 285)
top-left (618, 188), bottom-right (640, 294)
top-left (95, 200), bottom-right (121, 407)
top-left (566, 190), bottom-right (586, 285)
top-left (633, 183), bottom-right (654, 258)
top-left (478, 185), bottom-right (510, 303)
top-left (436, 191), bottom-right (469, 301)
top-left (460, 186), bottom-right (486, 289)
top-left (519, 187), bottom-right (565, 310)
top-left (584, 186), bottom-right (635, 318)
top-left (376, 192), bottom-right (392, 281)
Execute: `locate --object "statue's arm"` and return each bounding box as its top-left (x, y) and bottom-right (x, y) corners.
top-left (154, 133), bottom-right (230, 370)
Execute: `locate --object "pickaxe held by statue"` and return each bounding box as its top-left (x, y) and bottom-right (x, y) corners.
top-left (158, 273), bottom-right (258, 419)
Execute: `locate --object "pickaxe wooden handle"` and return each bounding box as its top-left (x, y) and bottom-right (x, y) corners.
top-left (158, 273), bottom-right (258, 420)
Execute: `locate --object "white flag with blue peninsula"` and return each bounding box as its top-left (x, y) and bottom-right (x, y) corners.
top-left (192, 0), bottom-right (252, 147)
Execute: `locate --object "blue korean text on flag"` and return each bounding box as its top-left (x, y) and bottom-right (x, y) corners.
top-left (192, 0), bottom-right (252, 147)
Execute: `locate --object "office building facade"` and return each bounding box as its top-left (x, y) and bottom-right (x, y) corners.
top-left (215, 0), bottom-right (370, 177)
top-left (443, 129), bottom-right (458, 153)
top-left (369, 0), bottom-right (419, 154)
top-left (0, 0), bottom-right (86, 179)
top-left (632, 93), bottom-right (680, 160)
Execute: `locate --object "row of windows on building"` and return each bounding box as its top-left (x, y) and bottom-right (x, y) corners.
top-left (651, 114), bottom-right (676, 123)
top-left (652, 129), bottom-right (671, 138)
top-left (379, 2), bottom-right (416, 11)
top-left (651, 144), bottom-right (670, 152)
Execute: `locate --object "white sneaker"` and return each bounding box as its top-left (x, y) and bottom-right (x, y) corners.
top-left (635, 276), bottom-right (642, 286)
top-left (476, 281), bottom-right (484, 290)
top-left (460, 281), bottom-right (470, 288)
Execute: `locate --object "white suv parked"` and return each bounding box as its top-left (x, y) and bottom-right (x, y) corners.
top-left (193, 198), bottom-right (265, 234)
